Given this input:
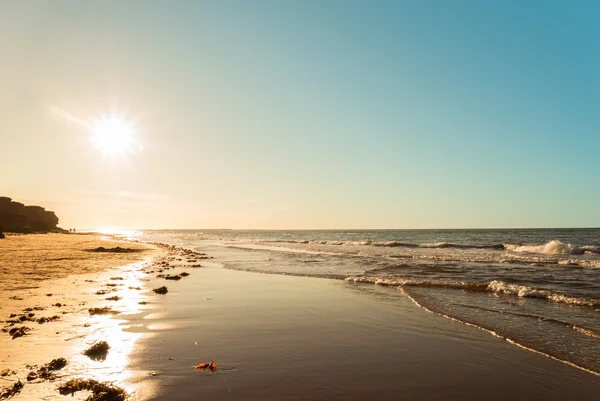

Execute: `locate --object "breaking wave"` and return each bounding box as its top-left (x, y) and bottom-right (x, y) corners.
top-left (345, 276), bottom-right (600, 307)
top-left (504, 240), bottom-right (600, 255)
top-left (263, 238), bottom-right (600, 255)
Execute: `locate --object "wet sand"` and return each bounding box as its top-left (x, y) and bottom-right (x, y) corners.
top-left (1, 236), bottom-right (598, 400)
top-left (128, 260), bottom-right (600, 400)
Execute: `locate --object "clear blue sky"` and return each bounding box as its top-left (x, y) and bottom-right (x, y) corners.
top-left (1, 0), bottom-right (598, 229)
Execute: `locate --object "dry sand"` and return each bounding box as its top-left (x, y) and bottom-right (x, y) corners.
top-left (0, 233), bottom-right (152, 291)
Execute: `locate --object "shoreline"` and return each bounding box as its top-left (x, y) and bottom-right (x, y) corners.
top-left (1, 235), bottom-right (599, 400)
top-left (125, 249), bottom-right (600, 400)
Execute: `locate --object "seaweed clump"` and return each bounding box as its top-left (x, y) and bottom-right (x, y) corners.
top-left (38, 358), bottom-right (67, 381)
top-left (89, 246), bottom-right (140, 254)
top-left (0, 380), bottom-right (23, 398)
top-left (8, 326), bottom-right (30, 339)
top-left (152, 286), bottom-right (168, 294)
top-left (58, 379), bottom-right (127, 401)
top-left (83, 341), bottom-right (110, 361)
top-left (88, 307), bottom-right (119, 316)
top-left (105, 296), bottom-right (121, 301)
top-left (36, 315), bottom-right (60, 324)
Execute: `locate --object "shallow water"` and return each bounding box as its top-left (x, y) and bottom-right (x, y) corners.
top-left (134, 229), bottom-right (600, 375)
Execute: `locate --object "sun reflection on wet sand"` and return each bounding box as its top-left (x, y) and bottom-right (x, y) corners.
top-left (56, 259), bottom-right (162, 400)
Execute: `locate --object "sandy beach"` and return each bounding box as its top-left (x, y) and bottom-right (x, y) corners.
top-left (0, 234), bottom-right (162, 400)
top-left (1, 234), bottom-right (598, 400)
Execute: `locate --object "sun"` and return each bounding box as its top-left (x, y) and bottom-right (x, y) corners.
top-left (90, 116), bottom-right (139, 157)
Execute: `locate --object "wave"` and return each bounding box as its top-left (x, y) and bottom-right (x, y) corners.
top-left (455, 304), bottom-right (600, 339)
top-left (504, 240), bottom-right (600, 255)
top-left (344, 276), bottom-right (600, 307)
top-left (399, 287), bottom-right (600, 377)
top-left (261, 238), bottom-right (600, 255)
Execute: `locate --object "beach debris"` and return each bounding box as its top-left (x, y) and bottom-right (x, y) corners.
top-left (23, 306), bottom-right (45, 312)
top-left (105, 296), bottom-right (121, 301)
top-left (42, 358), bottom-right (67, 372)
top-left (179, 272), bottom-right (190, 277)
top-left (95, 289), bottom-right (112, 295)
top-left (25, 358), bottom-right (68, 382)
top-left (163, 274), bottom-right (181, 281)
top-left (83, 341), bottom-right (110, 361)
top-left (150, 372), bottom-right (158, 376)
top-left (9, 296), bottom-right (23, 301)
top-left (46, 293), bottom-right (53, 297)
top-left (53, 303), bottom-right (64, 307)
top-left (36, 315), bottom-right (60, 324)
top-left (193, 360), bottom-right (217, 372)
top-left (58, 378), bottom-right (127, 401)
top-left (0, 380), bottom-right (23, 399)
top-left (8, 326), bottom-right (30, 339)
top-left (128, 286), bottom-right (141, 290)
top-left (138, 301), bottom-right (148, 305)
top-left (106, 283), bottom-right (122, 287)
top-left (89, 246), bottom-right (140, 253)
top-left (110, 277), bottom-right (124, 280)
top-left (152, 286), bottom-right (168, 294)
top-left (0, 369), bottom-right (10, 377)
top-left (88, 307), bottom-right (120, 316)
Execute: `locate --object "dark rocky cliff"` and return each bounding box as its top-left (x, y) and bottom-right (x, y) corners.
top-left (0, 197), bottom-right (60, 233)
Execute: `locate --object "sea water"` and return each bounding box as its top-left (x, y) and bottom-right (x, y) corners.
top-left (133, 228), bottom-right (600, 375)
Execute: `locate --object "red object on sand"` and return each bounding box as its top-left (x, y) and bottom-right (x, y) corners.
top-left (193, 363), bottom-right (209, 370)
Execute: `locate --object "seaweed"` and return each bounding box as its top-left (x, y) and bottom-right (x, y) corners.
top-left (58, 379), bottom-right (127, 401)
top-left (179, 272), bottom-right (190, 277)
top-left (8, 326), bottom-right (30, 339)
top-left (0, 380), bottom-right (23, 399)
top-left (105, 296), bottom-right (121, 301)
top-left (36, 315), bottom-right (60, 324)
top-left (152, 286), bottom-right (168, 294)
top-left (43, 358), bottom-right (67, 372)
top-left (164, 275), bottom-right (181, 281)
top-left (83, 341), bottom-right (110, 361)
top-left (88, 246), bottom-right (141, 254)
top-left (110, 277), bottom-right (124, 280)
top-left (88, 307), bottom-right (120, 316)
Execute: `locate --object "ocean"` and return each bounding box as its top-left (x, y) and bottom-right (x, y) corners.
top-left (131, 228), bottom-right (600, 376)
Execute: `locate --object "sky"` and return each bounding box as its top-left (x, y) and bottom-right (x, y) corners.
top-left (1, 0), bottom-right (599, 229)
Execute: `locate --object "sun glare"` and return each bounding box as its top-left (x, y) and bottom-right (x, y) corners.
top-left (90, 116), bottom-right (139, 157)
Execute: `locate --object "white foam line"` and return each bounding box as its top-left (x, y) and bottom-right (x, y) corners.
top-left (396, 287), bottom-right (600, 378)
